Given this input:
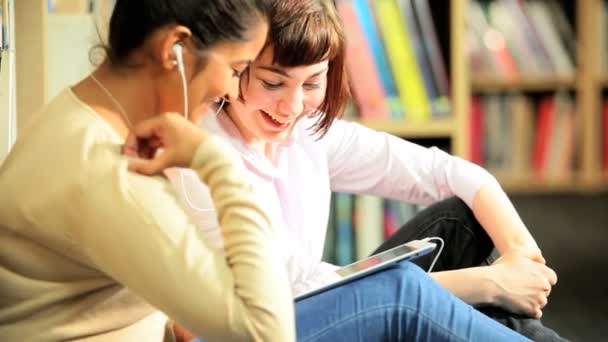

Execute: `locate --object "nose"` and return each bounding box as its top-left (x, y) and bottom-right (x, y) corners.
top-left (225, 76), bottom-right (240, 102)
top-left (277, 88), bottom-right (304, 117)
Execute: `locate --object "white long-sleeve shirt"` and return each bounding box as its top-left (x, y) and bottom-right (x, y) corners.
top-left (169, 112), bottom-right (499, 297)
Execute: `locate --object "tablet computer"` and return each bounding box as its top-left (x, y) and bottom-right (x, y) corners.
top-left (295, 239), bottom-right (437, 301)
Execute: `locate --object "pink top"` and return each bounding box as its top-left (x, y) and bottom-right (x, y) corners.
top-left (167, 112), bottom-right (498, 296)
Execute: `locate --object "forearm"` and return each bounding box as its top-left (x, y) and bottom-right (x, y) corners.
top-left (192, 137), bottom-right (295, 341)
top-left (431, 267), bottom-right (495, 305)
top-left (472, 181), bottom-right (539, 254)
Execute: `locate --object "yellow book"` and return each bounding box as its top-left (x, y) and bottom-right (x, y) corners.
top-left (374, 0), bottom-right (431, 121)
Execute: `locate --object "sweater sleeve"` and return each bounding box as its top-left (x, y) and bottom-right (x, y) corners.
top-left (76, 136), bottom-right (295, 342)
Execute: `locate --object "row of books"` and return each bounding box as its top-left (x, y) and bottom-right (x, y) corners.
top-left (322, 193), bottom-right (425, 266)
top-left (337, 0), bottom-right (451, 123)
top-left (600, 0), bottom-right (608, 73)
top-left (470, 92), bottom-right (578, 180)
top-left (467, 0), bottom-right (576, 79)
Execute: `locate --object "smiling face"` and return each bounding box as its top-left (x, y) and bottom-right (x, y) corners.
top-left (226, 46), bottom-right (329, 147)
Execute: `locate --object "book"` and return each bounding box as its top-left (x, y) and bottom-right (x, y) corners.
top-left (337, 0), bottom-right (389, 121)
top-left (413, 0), bottom-right (451, 116)
top-left (353, 195), bottom-right (384, 259)
top-left (525, 0), bottom-right (574, 77)
top-left (470, 96), bottom-right (484, 166)
top-left (510, 94), bottom-right (534, 175)
top-left (532, 96), bottom-right (556, 177)
top-left (322, 195), bottom-right (337, 264)
top-left (396, 0), bottom-right (448, 118)
top-left (334, 193), bottom-right (354, 266)
top-left (352, 0), bottom-right (403, 120)
top-left (374, 0), bottom-right (431, 122)
top-left (467, 1), bottom-right (518, 78)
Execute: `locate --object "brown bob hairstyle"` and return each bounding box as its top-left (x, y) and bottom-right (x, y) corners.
top-left (248, 0), bottom-right (350, 137)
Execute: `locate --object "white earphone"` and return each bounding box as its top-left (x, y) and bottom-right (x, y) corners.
top-left (172, 43), bottom-right (189, 120)
top-left (172, 43), bottom-right (227, 119)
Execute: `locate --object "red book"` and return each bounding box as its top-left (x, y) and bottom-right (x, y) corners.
top-left (470, 96), bottom-right (484, 165)
top-left (603, 100), bottom-right (608, 171)
top-left (532, 96), bottom-right (556, 177)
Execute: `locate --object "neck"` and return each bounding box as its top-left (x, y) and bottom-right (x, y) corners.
top-left (222, 107), bottom-right (274, 161)
top-left (90, 62), bottom-right (159, 132)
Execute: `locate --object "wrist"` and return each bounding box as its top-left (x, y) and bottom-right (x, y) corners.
top-left (478, 266), bottom-right (501, 306)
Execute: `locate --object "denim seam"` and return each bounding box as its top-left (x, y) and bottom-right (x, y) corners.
top-left (300, 304), bottom-right (468, 342)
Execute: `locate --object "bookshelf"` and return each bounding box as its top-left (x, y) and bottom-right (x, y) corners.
top-left (10, 0), bottom-right (608, 194)
top-left (453, 0), bottom-right (605, 193)
top-left (339, 0), bottom-right (608, 194)
top-left (471, 75), bottom-right (577, 92)
top-left (357, 118), bottom-right (454, 138)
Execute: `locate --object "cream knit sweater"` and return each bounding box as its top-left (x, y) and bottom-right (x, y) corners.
top-left (0, 88), bottom-right (294, 342)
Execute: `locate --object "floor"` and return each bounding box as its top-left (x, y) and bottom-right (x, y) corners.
top-left (511, 194), bottom-right (608, 342)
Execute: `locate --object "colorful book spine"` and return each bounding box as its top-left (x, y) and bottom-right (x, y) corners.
top-left (374, 0), bottom-right (431, 122)
top-left (354, 195), bottom-right (384, 259)
top-left (337, 0), bottom-right (389, 121)
top-left (396, 0), bottom-right (444, 118)
top-left (334, 192), bottom-right (354, 266)
top-left (532, 96), bottom-right (556, 177)
top-left (352, 0), bottom-right (404, 120)
top-left (470, 96), bottom-right (484, 166)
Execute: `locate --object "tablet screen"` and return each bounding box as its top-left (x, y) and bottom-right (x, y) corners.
top-left (336, 244), bottom-right (422, 277)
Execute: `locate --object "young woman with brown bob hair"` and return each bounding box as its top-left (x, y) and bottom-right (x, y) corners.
top-left (172, 0), bottom-right (567, 341)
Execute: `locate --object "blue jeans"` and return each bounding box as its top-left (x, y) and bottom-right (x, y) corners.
top-left (295, 262), bottom-right (530, 342)
top-left (373, 197), bottom-right (567, 341)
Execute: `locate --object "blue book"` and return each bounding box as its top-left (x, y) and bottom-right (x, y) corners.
top-left (334, 193), bottom-right (354, 266)
top-left (352, 0), bottom-right (404, 120)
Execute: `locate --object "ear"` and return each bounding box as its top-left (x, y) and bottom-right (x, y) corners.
top-left (159, 25), bottom-right (193, 71)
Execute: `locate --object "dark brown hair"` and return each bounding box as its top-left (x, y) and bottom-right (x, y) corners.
top-left (264, 0), bottom-right (349, 136)
top-left (106, 0), bottom-right (270, 67)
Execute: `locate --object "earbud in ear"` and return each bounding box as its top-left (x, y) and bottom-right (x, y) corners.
top-left (171, 43), bottom-right (189, 120)
top-left (172, 43), bottom-right (185, 73)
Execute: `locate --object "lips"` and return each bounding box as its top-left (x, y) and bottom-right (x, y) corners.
top-left (261, 110), bottom-right (293, 125)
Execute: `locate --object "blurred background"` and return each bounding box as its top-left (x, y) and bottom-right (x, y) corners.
top-left (1, 0), bottom-right (607, 340)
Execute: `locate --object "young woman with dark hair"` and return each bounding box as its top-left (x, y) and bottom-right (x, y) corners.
top-left (0, 1), bottom-right (296, 341)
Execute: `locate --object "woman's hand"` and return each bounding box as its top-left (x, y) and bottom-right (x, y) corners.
top-left (488, 252), bottom-right (557, 318)
top-left (123, 113), bottom-right (207, 175)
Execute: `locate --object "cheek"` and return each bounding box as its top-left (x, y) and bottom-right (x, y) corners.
top-left (192, 68), bottom-right (230, 101)
top-left (242, 84), bottom-right (278, 110)
top-left (305, 88), bottom-right (327, 112)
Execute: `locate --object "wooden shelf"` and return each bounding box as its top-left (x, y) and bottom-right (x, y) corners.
top-left (599, 75), bottom-right (608, 87)
top-left (492, 171), bottom-right (608, 193)
top-left (471, 75), bottom-right (577, 92)
top-left (355, 118), bottom-right (454, 138)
